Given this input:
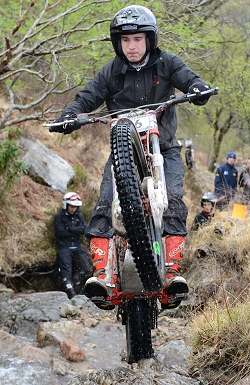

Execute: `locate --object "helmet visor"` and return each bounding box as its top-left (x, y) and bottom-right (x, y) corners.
top-left (68, 193), bottom-right (82, 202)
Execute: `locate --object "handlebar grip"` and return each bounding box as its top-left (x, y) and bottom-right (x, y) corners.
top-left (77, 114), bottom-right (89, 125)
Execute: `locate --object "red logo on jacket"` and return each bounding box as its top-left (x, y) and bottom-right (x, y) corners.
top-left (153, 75), bottom-right (160, 86)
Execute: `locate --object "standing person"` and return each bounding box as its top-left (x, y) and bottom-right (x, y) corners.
top-left (239, 158), bottom-right (250, 203)
top-left (214, 152), bottom-right (238, 210)
top-left (191, 192), bottom-right (217, 232)
top-left (50, 5), bottom-right (212, 309)
top-left (54, 192), bottom-right (91, 299)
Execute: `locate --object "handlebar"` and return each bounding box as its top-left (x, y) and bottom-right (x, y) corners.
top-left (155, 87), bottom-right (219, 113)
top-left (43, 87), bottom-right (219, 130)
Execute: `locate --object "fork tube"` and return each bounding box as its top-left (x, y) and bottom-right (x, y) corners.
top-left (148, 112), bottom-right (166, 190)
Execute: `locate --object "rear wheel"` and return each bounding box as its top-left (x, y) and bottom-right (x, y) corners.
top-left (111, 119), bottom-right (165, 293)
top-left (185, 149), bottom-right (195, 170)
top-left (125, 298), bottom-right (155, 364)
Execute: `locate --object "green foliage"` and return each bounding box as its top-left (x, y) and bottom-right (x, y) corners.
top-left (0, 131), bottom-right (27, 191)
top-left (73, 164), bottom-right (88, 186)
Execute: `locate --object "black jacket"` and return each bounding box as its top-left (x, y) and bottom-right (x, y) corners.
top-left (191, 211), bottom-right (213, 231)
top-left (63, 48), bottom-right (208, 150)
top-left (54, 209), bottom-right (87, 249)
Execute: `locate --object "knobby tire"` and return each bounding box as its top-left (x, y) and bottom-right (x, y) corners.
top-left (111, 119), bottom-right (164, 293)
top-left (185, 150), bottom-right (194, 171)
top-left (125, 297), bottom-right (154, 364)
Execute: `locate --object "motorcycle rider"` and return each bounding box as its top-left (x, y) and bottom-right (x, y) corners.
top-left (191, 192), bottom-right (217, 232)
top-left (50, 5), bottom-right (212, 309)
top-left (54, 192), bottom-right (91, 299)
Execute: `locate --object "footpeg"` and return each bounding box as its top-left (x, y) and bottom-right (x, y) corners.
top-left (89, 296), bottom-right (115, 311)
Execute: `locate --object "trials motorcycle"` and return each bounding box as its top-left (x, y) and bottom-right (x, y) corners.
top-left (46, 87), bottom-right (219, 364)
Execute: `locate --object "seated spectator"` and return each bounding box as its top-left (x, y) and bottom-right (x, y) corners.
top-left (191, 192), bottom-right (217, 231)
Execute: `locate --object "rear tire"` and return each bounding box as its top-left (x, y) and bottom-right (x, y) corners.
top-left (125, 298), bottom-right (154, 364)
top-left (185, 149), bottom-right (194, 170)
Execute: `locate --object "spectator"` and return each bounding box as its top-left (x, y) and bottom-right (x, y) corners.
top-left (239, 158), bottom-right (250, 204)
top-left (191, 192), bottom-right (217, 231)
top-left (214, 152), bottom-right (238, 210)
top-left (50, 5), bottom-right (212, 310)
top-left (54, 192), bottom-right (91, 299)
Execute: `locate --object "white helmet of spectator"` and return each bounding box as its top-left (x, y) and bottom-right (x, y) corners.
top-left (200, 192), bottom-right (217, 207)
top-left (63, 192), bottom-right (82, 209)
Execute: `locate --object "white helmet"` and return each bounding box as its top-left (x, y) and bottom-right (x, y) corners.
top-left (63, 192), bottom-right (82, 210)
top-left (200, 192), bottom-right (217, 207)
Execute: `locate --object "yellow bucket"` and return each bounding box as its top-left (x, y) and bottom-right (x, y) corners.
top-left (232, 203), bottom-right (248, 221)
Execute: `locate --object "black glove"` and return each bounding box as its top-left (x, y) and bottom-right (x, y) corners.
top-left (189, 84), bottom-right (211, 105)
top-left (49, 113), bottom-right (81, 135)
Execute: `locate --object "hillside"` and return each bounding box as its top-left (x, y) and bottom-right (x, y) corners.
top-left (0, 123), bottom-right (215, 281)
top-left (2, 125), bottom-right (250, 383)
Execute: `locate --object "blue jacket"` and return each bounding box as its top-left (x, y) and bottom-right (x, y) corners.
top-left (214, 162), bottom-right (238, 198)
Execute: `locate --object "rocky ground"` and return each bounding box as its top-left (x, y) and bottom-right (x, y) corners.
top-left (0, 285), bottom-right (202, 385)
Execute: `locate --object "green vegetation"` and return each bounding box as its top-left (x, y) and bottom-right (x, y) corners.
top-left (0, 130), bottom-right (27, 191)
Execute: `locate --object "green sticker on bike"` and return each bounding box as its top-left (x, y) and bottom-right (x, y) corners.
top-left (153, 241), bottom-right (160, 255)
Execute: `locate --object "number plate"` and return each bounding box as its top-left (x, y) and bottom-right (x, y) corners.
top-left (118, 112), bottom-right (149, 133)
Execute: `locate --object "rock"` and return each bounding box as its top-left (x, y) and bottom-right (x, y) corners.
top-left (233, 376), bottom-right (250, 384)
top-left (0, 330), bottom-right (23, 352)
top-left (83, 317), bottom-right (99, 327)
top-left (15, 345), bottom-right (51, 362)
top-left (37, 320), bottom-right (86, 347)
top-left (51, 357), bottom-right (70, 375)
top-left (59, 302), bottom-right (79, 318)
top-left (19, 135), bottom-right (75, 192)
top-left (60, 339), bottom-right (86, 362)
top-left (157, 340), bottom-right (191, 368)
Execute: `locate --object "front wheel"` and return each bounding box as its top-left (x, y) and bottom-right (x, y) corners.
top-left (111, 119), bottom-right (165, 293)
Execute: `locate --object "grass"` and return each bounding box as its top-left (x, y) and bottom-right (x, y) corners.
top-left (185, 204), bottom-right (250, 384)
top-left (189, 293), bottom-right (250, 383)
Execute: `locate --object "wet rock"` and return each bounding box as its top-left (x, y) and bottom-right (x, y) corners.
top-left (15, 345), bottom-right (51, 362)
top-left (51, 357), bottom-right (71, 375)
top-left (157, 339), bottom-right (191, 368)
top-left (83, 317), bottom-right (99, 328)
top-left (0, 288), bottom-right (206, 385)
top-left (59, 303), bottom-right (79, 318)
top-left (60, 340), bottom-right (86, 362)
top-left (67, 357), bottom-right (203, 385)
top-left (233, 376), bottom-right (250, 384)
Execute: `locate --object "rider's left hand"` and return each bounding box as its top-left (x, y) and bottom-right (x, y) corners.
top-left (189, 84), bottom-right (211, 105)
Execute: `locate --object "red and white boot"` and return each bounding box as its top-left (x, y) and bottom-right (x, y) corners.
top-left (161, 235), bottom-right (189, 309)
top-left (84, 237), bottom-right (115, 310)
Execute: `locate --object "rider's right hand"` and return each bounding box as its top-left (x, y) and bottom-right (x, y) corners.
top-left (49, 113), bottom-right (81, 134)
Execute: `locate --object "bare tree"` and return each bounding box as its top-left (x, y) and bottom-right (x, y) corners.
top-left (0, 0), bottom-right (112, 129)
top-left (0, 0), bottom-right (231, 132)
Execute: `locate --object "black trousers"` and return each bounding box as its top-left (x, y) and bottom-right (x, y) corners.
top-left (86, 147), bottom-right (188, 238)
top-left (57, 246), bottom-right (91, 284)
